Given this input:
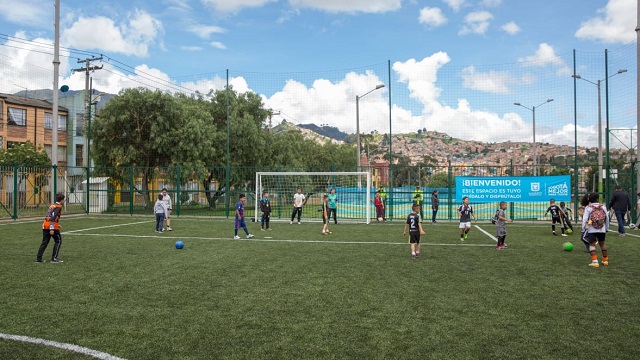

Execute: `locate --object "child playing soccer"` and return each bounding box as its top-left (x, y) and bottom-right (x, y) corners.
top-left (545, 199), bottom-right (566, 236)
top-left (321, 194), bottom-right (332, 235)
top-left (234, 194), bottom-right (254, 239)
top-left (161, 188), bottom-right (173, 231)
top-left (559, 201), bottom-right (574, 233)
top-left (290, 187), bottom-right (306, 224)
top-left (36, 193), bottom-right (66, 263)
top-left (581, 192), bottom-right (610, 268)
top-left (577, 205), bottom-right (590, 252)
top-left (403, 204), bottom-right (426, 259)
top-left (260, 191), bottom-right (271, 231)
top-left (457, 196), bottom-right (476, 241)
top-left (154, 194), bottom-right (168, 233)
top-left (328, 188), bottom-right (338, 224)
top-left (495, 201), bottom-right (512, 249)
top-left (374, 191), bottom-right (385, 222)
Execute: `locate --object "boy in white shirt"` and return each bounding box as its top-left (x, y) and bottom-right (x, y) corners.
top-left (290, 187), bottom-right (306, 224)
top-left (161, 188), bottom-right (173, 231)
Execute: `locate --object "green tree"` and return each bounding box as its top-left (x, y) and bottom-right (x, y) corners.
top-left (0, 141), bottom-right (51, 166)
top-left (91, 88), bottom-right (218, 207)
top-left (428, 172), bottom-right (453, 188)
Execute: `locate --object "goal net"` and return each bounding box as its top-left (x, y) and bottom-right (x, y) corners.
top-left (254, 172), bottom-right (372, 224)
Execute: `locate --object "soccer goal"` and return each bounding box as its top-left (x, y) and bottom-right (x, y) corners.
top-left (254, 172), bottom-right (372, 224)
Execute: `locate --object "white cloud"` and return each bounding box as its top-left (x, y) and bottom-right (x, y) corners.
top-left (442, 0), bottom-right (466, 12)
top-left (181, 46), bottom-right (203, 51)
top-left (418, 7), bottom-right (448, 28)
top-left (201, 0), bottom-right (277, 13)
top-left (575, 0), bottom-right (636, 44)
top-left (61, 10), bottom-right (163, 57)
top-left (164, 0), bottom-right (192, 13)
top-left (0, 0), bottom-right (49, 26)
top-left (289, 0), bottom-right (402, 13)
top-left (394, 53), bottom-right (451, 113)
top-left (392, 54), bottom-right (534, 143)
top-left (459, 11), bottom-right (493, 35)
top-left (501, 21), bottom-right (520, 35)
top-left (263, 71), bottom-right (388, 133)
top-left (480, 0), bottom-right (502, 7)
top-left (461, 66), bottom-right (512, 94)
top-left (187, 24), bottom-right (226, 39)
top-left (518, 43), bottom-right (571, 76)
top-left (210, 41), bottom-right (227, 49)
top-left (0, 32), bottom-right (71, 94)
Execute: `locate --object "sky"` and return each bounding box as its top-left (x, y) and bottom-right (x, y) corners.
top-left (0, 0), bottom-right (637, 148)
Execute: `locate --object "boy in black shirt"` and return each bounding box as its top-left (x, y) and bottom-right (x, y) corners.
top-left (403, 204), bottom-right (426, 259)
top-left (545, 199), bottom-right (566, 236)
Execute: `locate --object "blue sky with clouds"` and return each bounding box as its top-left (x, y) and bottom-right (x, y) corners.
top-left (0, 0), bottom-right (637, 147)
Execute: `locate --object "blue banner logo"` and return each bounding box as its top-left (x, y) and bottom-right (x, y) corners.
top-left (456, 175), bottom-right (571, 202)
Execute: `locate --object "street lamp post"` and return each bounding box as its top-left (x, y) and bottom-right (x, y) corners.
top-left (356, 84), bottom-right (385, 174)
top-left (572, 69), bottom-right (626, 197)
top-left (514, 99), bottom-right (554, 176)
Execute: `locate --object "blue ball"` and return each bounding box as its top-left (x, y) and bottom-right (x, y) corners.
top-left (175, 240), bottom-right (184, 249)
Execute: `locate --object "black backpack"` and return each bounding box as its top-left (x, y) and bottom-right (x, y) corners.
top-left (491, 210), bottom-right (500, 224)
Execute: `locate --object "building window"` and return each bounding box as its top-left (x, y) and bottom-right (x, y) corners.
top-left (44, 145), bottom-right (67, 162)
top-left (76, 145), bottom-right (84, 167)
top-left (45, 113), bottom-right (68, 131)
top-left (76, 113), bottom-right (84, 136)
top-left (7, 107), bottom-right (26, 126)
top-left (0, 136), bottom-right (3, 150)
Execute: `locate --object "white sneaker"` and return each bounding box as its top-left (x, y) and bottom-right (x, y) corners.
top-left (561, 234), bottom-right (568, 237)
top-left (247, 234), bottom-right (254, 239)
top-left (233, 235), bottom-right (241, 239)
top-left (290, 221), bottom-right (293, 224)
top-left (298, 222), bottom-right (301, 225)
top-left (167, 227), bottom-right (172, 231)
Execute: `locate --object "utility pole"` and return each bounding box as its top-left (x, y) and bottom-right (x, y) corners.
top-left (52, 0), bottom-right (60, 203)
top-left (72, 57), bottom-right (103, 168)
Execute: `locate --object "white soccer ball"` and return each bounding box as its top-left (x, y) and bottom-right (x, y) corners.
top-left (630, 223), bottom-right (636, 229)
top-left (377, 217), bottom-right (383, 222)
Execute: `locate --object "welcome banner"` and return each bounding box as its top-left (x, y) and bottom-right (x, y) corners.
top-left (455, 175), bottom-right (571, 202)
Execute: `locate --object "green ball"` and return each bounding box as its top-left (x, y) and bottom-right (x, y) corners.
top-left (566, 228), bottom-right (573, 234)
top-left (563, 242), bottom-right (573, 251)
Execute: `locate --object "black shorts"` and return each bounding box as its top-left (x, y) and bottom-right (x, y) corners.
top-left (409, 233), bottom-right (420, 244)
top-left (552, 217), bottom-right (562, 224)
top-left (587, 232), bottom-right (606, 243)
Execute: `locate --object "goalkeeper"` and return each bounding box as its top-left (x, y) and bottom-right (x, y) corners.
top-left (412, 186), bottom-right (424, 222)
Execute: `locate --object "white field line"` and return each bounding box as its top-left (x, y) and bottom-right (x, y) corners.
top-left (0, 333), bottom-right (126, 360)
top-left (475, 224), bottom-right (505, 248)
top-left (474, 225), bottom-right (497, 243)
top-left (62, 221), bottom-right (152, 234)
top-left (64, 232), bottom-right (497, 247)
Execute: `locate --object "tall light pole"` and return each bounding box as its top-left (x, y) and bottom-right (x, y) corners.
top-left (572, 69), bottom-right (626, 197)
top-left (514, 99), bottom-right (554, 176)
top-left (356, 84), bottom-right (385, 173)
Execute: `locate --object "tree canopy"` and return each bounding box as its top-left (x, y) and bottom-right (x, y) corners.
top-left (90, 87), bottom-right (359, 206)
top-left (0, 141), bottom-right (51, 166)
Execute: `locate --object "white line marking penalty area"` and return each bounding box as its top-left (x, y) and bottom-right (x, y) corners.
top-left (0, 333), bottom-right (126, 360)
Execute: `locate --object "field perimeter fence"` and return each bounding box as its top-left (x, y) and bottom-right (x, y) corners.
top-left (2, 162), bottom-right (637, 222)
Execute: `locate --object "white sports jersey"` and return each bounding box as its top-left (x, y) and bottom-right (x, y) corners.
top-left (293, 193), bottom-right (306, 208)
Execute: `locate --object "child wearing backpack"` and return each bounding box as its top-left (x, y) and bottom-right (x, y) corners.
top-left (581, 192), bottom-right (610, 268)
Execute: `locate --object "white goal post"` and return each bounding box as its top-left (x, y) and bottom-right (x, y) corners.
top-left (254, 172), bottom-right (372, 224)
